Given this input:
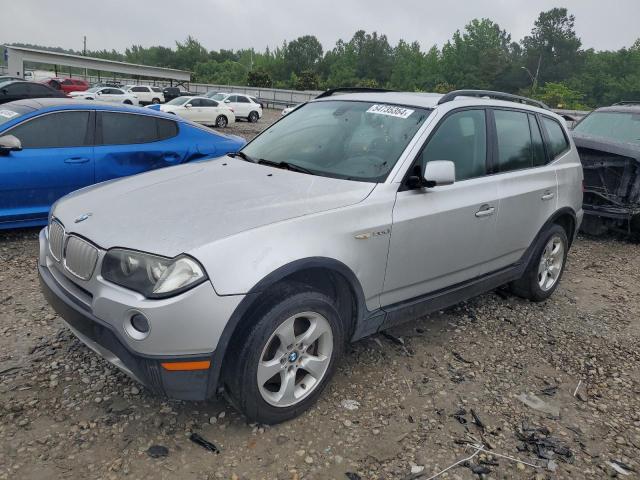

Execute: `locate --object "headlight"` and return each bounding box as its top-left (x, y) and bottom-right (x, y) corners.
top-left (101, 249), bottom-right (207, 298)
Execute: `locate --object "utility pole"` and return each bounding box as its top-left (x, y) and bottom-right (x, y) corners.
top-left (83, 36), bottom-right (88, 81)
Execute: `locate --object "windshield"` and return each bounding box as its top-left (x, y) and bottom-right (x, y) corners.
top-left (211, 93), bottom-right (227, 101)
top-left (574, 111), bottom-right (640, 144)
top-left (242, 100), bottom-right (431, 182)
top-left (166, 97), bottom-right (190, 106)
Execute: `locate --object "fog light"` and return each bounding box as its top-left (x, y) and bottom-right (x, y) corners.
top-left (131, 313), bottom-right (150, 333)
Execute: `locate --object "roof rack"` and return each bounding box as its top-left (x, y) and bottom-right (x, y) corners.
top-left (437, 89), bottom-right (549, 110)
top-left (612, 101), bottom-right (640, 106)
top-left (315, 87), bottom-right (395, 99)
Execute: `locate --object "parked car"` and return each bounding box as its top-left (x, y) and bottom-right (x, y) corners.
top-left (0, 75), bottom-right (24, 82)
top-left (571, 102), bottom-right (640, 235)
top-left (38, 89), bottom-right (582, 424)
top-left (282, 104), bottom-right (300, 116)
top-left (0, 80), bottom-right (66, 104)
top-left (92, 81), bottom-right (123, 88)
top-left (0, 98), bottom-right (245, 229)
top-left (126, 85), bottom-right (165, 105)
top-left (41, 77), bottom-right (89, 94)
top-left (158, 96), bottom-right (235, 128)
top-left (69, 87), bottom-right (139, 105)
top-left (163, 87), bottom-right (195, 102)
top-left (210, 92), bottom-right (263, 122)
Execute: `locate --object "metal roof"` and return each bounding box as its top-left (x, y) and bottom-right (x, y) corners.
top-left (4, 45), bottom-right (190, 82)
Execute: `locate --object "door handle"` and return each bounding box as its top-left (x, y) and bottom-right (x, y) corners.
top-left (475, 205), bottom-right (495, 218)
top-left (64, 157), bottom-right (89, 164)
top-left (541, 191), bottom-right (555, 201)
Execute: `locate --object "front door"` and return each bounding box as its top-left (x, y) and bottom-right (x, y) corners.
top-left (381, 108), bottom-right (502, 307)
top-left (0, 110), bottom-right (94, 225)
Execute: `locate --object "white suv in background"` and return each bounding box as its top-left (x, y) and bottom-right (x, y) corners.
top-left (126, 85), bottom-right (164, 105)
top-left (211, 93), bottom-right (263, 122)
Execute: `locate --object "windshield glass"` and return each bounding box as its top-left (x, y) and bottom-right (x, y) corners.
top-left (211, 93), bottom-right (227, 101)
top-left (166, 97), bottom-right (190, 106)
top-left (242, 100), bottom-right (431, 182)
top-left (574, 111), bottom-right (640, 144)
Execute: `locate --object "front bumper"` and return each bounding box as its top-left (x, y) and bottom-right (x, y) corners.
top-left (39, 263), bottom-right (216, 400)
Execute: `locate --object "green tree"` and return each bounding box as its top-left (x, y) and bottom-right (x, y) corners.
top-left (294, 70), bottom-right (320, 90)
top-left (247, 69), bottom-right (273, 88)
top-left (284, 36), bottom-right (323, 75)
top-left (531, 82), bottom-right (587, 109)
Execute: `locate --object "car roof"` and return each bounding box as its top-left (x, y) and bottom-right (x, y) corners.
top-left (312, 91), bottom-right (554, 115)
top-left (595, 105), bottom-right (640, 114)
top-left (1, 98), bottom-right (183, 120)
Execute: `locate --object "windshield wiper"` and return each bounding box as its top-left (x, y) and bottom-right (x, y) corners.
top-left (227, 151), bottom-right (256, 163)
top-left (257, 159), bottom-right (314, 175)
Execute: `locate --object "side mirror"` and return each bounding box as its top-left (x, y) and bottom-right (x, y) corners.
top-left (0, 135), bottom-right (22, 155)
top-left (96, 91), bottom-right (102, 95)
top-left (224, 99), bottom-right (231, 103)
top-left (185, 104), bottom-right (192, 108)
top-left (423, 160), bottom-right (455, 187)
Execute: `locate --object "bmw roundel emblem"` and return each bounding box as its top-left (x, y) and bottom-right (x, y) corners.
top-left (74, 213), bottom-right (92, 223)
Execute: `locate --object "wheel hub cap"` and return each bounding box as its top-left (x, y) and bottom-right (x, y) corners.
top-left (537, 234), bottom-right (565, 291)
top-left (288, 351), bottom-right (298, 362)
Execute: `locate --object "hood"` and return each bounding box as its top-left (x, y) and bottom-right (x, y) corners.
top-left (53, 159), bottom-right (375, 257)
top-left (572, 131), bottom-right (640, 161)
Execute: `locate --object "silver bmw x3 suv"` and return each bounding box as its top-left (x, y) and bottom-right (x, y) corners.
top-left (39, 89), bottom-right (583, 424)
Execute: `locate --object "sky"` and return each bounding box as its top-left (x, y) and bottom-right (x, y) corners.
top-left (3, 0), bottom-right (639, 54)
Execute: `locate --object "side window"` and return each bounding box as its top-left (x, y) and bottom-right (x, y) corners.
top-left (9, 112), bottom-right (90, 148)
top-left (152, 87), bottom-right (162, 92)
top-left (131, 86), bottom-right (147, 93)
top-left (30, 84), bottom-right (56, 96)
top-left (237, 96), bottom-right (250, 103)
top-left (494, 110), bottom-right (532, 172)
top-left (201, 99), bottom-right (216, 107)
top-left (227, 95), bottom-right (237, 102)
top-left (529, 115), bottom-right (547, 167)
top-left (62, 79), bottom-right (73, 85)
top-left (418, 109), bottom-right (487, 181)
top-left (6, 83), bottom-right (30, 96)
top-left (99, 112), bottom-right (176, 145)
top-left (541, 117), bottom-right (570, 159)
top-left (189, 98), bottom-right (202, 107)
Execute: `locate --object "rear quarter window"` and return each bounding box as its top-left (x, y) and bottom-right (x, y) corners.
top-left (542, 117), bottom-right (570, 159)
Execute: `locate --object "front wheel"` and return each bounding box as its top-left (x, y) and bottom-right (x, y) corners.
top-left (123, 100), bottom-right (133, 105)
top-left (223, 284), bottom-right (345, 424)
top-left (215, 115), bottom-right (228, 128)
top-left (510, 224), bottom-right (568, 302)
top-left (248, 111), bottom-right (259, 123)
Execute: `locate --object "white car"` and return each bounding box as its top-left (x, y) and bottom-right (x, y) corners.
top-left (69, 87), bottom-right (139, 105)
top-left (126, 85), bottom-right (165, 105)
top-left (210, 92), bottom-right (263, 122)
top-left (159, 96), bottom-right (235, 127)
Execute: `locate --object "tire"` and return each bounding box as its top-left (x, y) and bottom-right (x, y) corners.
top-left (510, 224), bottom-right (568, 302)
top-left (151, 98), bottom-right (161, 104)
top-left (223, 283), bottom-right (345, 424)
top-left (123, 100), bottom-right (133, 105)
top-left (248, 111), bottom-right (259, 123)
top-left (215, 115), bottom-right (228, 128)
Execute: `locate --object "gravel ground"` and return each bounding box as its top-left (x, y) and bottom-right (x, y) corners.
top-left (1, 109), bottom-right (639, 479)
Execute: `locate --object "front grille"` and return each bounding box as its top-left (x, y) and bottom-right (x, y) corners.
top-left (49, 220), bottom-right (65, 261)
top-left (64, 236), bottom-right (99, 281)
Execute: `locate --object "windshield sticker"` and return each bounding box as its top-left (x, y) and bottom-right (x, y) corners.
top-left (366, 104), bottom-right (414, 119)
top-left (0, 110), bottom-right (18, 119)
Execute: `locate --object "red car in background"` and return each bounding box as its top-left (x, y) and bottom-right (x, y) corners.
top-left (41, 78), bottom-right (89, 94)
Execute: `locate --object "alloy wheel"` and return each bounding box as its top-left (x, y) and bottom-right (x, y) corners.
top-left (257, 311), bottom-right (333, 408)
top-left (537, 234), bottom-right (564, 291)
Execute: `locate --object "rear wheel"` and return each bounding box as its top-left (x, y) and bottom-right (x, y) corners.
top-left (215, 115), bottom-right (228, 128)
top-left (151, 98), bottom-right (161, 104)
top-left (123, 100), bottom-right (133, 105)
top-left (510, 224), bottom-right (568, 302)
top-left (248, 111), bottom-right (259, 123)
top-left (223, 284), bottom-right (345, 424)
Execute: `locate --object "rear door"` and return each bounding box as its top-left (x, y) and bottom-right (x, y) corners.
top-left (490, 109), bottom-right (559, 267)
top-left (200, 98), bottom-right (219, 124)
top-left (94, 111), bottom-right (186, 181)
top-left (0, 110), bottom-right (94, 224)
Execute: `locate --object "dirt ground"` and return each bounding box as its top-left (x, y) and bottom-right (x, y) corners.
top-left (1, 109), bottom-right (639, 480)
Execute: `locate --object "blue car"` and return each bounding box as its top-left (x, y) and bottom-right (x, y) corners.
top-left (0, 98), bottom-right (245, 229)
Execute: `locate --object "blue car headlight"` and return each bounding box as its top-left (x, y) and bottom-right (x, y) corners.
top-left (102, 249), bottom-right (207, 298)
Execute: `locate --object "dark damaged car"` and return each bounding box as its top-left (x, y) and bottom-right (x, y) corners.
top-left (571, 103), bottom-right (640, 235)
